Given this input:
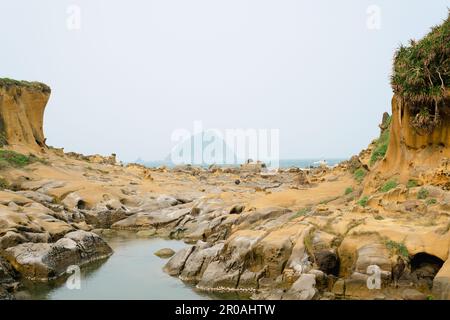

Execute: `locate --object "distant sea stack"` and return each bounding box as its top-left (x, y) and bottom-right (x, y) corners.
top-left (0, 78), bottom-right (51, 151)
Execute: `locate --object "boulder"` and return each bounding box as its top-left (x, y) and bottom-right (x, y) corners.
top-left (84, 209), bottom-right (128, 228)
top-left (283, 273), bottom-right (317, 300)
top-left (136, 229), bottom-right (156, 238)
top-left (252, 226), bottom-right (299, 278)
top-left (179, 242), bottom-right (224, 281)
top-left (163, 246), bottom-right (195, 276)
top-left (236, 207), bottom-right (291, 229)
top-left (197, 261), bottom-right (240, 290)
top-left (0, 231), bottom-right (27, 250)
top-left (156, 195), bottom-right (180, 206)
top-left (15, 191), bottom-right (54, 204)
top-left (1, 230), bottom-right (113, 281)
top-left (154, 248), bottom-right (176, 259)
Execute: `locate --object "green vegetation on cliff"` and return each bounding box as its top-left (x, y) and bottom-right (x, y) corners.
top-left (354, 168), bottom-right (367, 183)
top-left (357, 196), bottom-right (369, 207)
top-left (370, 114), bottom-right (391, 166)
top-left (0, 78), bottom-right (51, 93)
top-left (385, 240), bottom-right (409, 258)
top-left (380, 180), bottom-right (398, 193)
top-left (0, 149), bottom-right (44, 169)
top-left (391, 11), bottom-right (449, 131)
top-left (392, 12), bottom-right (449, 103)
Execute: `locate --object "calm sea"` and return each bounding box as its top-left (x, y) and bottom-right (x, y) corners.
top-left (136, 158), bottom-right (346, 169)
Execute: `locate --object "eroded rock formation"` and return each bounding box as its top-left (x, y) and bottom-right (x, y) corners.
top-left (0, 80), bottom-right (51, 151)
top-left (374, 92), bottom-right (450, 185)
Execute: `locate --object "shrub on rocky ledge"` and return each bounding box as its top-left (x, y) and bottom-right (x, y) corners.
top-left (0, 150), bottom-right (44, 169)
top-left (417, 187), bottom-right (429, 200)
top-left (0, 77), bottom-right (51, 93)
top-left (370, 127), bottom-right (390, 166)
top-left (385, 240), bottom-right (409, 258)
top-left (391, 11), bottom-right (449, 133)
top-left (344, 187), bottom-right (353, 195)
top-left (354, 168), bottom-right (366, 183)
top-left (357, 196), bottom-right (369, 207)
top-left (407, 179), bottom-right (418, 188)
top-left (380, 180), bottom-right (398, 193)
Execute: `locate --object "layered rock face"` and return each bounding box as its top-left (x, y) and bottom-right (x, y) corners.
top-left (383, 93), bottom-right (450, 176)
top-left (0, 74), bottom-right (449, 300)
top-left (1, 231), bottom-right (112, 281)
top-left (365, 92), bottom-right (450, 192)
top-left (0, 80), bottom-right (51, 150)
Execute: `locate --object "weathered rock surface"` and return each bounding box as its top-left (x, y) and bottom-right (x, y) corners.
top-left (1, 231), bottom-right (112, 281)
top-left (283, 273), bottom-right (317, 300)
top-left (154, 248), bottom-right (176, 258)
top-left (111, 204), bottom-right (192, 231)
top-left (0, 80), bottom-right (50, 150)
top-left (0, 80), bottom-right (449, 300)
top-left (433, 258), bottom-right (450, 300)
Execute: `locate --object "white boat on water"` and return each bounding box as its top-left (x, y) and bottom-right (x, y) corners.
top-left (313, 160), bottom-right (328, 167)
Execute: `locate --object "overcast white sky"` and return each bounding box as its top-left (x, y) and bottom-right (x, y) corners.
top-left (0, 1), bottom-right (448, 162)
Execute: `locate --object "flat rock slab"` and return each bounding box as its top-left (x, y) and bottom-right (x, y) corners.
top-left (112, 204), bottom-right (192, 230)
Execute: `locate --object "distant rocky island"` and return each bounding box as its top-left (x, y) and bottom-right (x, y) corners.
top-left (0, 12), bottom-right (449, 300)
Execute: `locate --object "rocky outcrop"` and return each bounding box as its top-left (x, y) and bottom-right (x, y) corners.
top-left (0, 79), bottom-right (51, 150)
top-left (0, 231), bottom-right (112, 281)
top-left (368, 92), bottom-right (450, 187)
top-left (154, 248), bottom-right (175, 258)
top-left (1, 76), bottom-right (449, 300)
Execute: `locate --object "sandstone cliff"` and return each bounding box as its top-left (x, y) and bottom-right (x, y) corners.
top-left (365, 12), bottom-right (449, 190)
top-left (368, 92), bottom-right (450, 186)
top-left (0, 79), bottom-right (51, 152)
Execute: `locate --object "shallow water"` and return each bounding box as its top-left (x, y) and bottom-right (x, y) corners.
top-left (21, 235), bottom-right (247, 300)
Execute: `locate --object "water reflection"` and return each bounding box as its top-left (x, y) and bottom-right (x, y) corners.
top-left (19, 232), bottom-right (249, 300)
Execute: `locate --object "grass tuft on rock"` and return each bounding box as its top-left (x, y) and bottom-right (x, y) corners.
top-left (417, 187), bottom-right (429, 200)
top-left (385, 240), bottom-right (409, 258)
top-left (370, 129), bottom-right (390, 166)
top-left (357, 196), bottom-right (369, 207)
top-left (0, 78), bottom-right (51, 93)
top-left (290, 207), bottom-right (310, 220)
top-left (0, 150), bottom-right (45, 169)
top-left (407, 179), bottom-right (418, 188)
top-left (370, 114), bottom-right (391, 166)
top-left (380, 180), bottom-right (398, 193)
top-left (354, 168), bottom-right (367, 183)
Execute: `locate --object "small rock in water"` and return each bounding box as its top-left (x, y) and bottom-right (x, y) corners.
top-left (136, 229), bottom-right (156, 238)
top-left (154, 248), bottom-right (175, 258)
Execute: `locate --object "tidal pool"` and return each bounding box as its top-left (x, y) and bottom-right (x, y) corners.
top-left (20, 234), bottom-right (247, 300)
